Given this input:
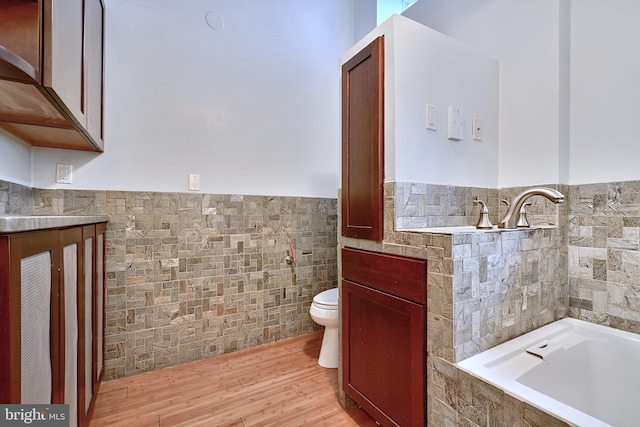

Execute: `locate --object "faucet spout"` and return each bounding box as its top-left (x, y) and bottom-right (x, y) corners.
top-left (498, 187), bottom-right (564, 229)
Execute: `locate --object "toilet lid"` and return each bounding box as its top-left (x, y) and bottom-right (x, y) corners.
top-left (313, 288), bottom-right (338, 307)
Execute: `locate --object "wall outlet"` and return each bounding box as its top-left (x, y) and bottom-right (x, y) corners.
top-left (55, 163), bottom-right (72, 184)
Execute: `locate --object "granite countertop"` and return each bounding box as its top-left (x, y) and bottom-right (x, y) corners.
top-left (0, 215), bottom-right (109, 234)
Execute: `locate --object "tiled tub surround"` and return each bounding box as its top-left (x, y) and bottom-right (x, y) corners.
top-left (420, 224), bottom-right (571, 426)
top-left (568, 182), bottom-right (640, 334)
top-left (0, 181), bottom-right (338, 380)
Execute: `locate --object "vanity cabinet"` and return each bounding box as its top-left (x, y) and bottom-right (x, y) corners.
top-left (0, 221), bottom-right (107, 427)
top-left (342, 247), bottom-right (427, 427)
top-left (0, 0), bottom-right (104, 151)
top-left (341, 36), bottom-right (384, 241)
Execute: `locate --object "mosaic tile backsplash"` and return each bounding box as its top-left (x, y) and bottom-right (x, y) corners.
top-left (1, 182), bottom-right (338, 380)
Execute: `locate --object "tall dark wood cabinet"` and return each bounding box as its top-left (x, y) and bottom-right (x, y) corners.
top-left (342, 247), bottom-right (427, 427)
top-left (0, 221), bottom-right (106, 427)
top-left (341, 36), bottom-right (384, 241)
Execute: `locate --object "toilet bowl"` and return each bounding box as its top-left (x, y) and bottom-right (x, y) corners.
top-left (309, 287), bottom-right (339, 368)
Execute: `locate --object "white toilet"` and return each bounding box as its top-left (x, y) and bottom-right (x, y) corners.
top-left (309, 287), bottom-right (339, 368)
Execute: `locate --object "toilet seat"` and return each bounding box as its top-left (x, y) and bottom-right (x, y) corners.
top-left (313, 288), bottom-right (338, 310)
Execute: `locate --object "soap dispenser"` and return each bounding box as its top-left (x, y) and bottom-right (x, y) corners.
top-left (473, 199), bottom-right (493, 229)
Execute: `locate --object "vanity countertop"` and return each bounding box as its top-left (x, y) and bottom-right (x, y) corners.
top-left (0, 215), bottom-right (109, 234)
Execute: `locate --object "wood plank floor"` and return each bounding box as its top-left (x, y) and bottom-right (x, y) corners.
top-left (90, 331), bottom-right (378, 427)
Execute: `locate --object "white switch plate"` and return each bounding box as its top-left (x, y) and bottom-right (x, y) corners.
top-left (189, 174), bottom-right (200, 191)
top-left (472, 117), bottom-right (483, 141)
top-left (426, 104), bottom-right (438, 131)
top-left (447, 106), bottom-right (463, 140)
top-left (55, 163), bottom-right (72, 184)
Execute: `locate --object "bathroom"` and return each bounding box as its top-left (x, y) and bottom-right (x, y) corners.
top-left (1, 0), bottom-right (639, 426)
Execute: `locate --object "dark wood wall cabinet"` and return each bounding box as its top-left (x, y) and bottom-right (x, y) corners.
top-left (0, 221), bottom-right (107, 427)
top-left (341, 36), bottom-right (384, 241)
top-left (0, 0), bottom-right (104, 152)
top-left (342, 247), bottom-right (427, 427)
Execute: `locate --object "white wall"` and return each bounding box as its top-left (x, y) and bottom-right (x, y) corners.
top-left (403, 0), bottom-right (570, 188)
top-left (11, 1), bottom-right (640, 195)
top-left (30, 0), bottom-right (355, 198)
top-left (354, 0), bottom-right (377, 41)
top-left (341, 15), bottom-right (499, 188)
top-left (569, 0), bottom-right (640, 185)
top-left (0, 131), bottom-right (31, 186)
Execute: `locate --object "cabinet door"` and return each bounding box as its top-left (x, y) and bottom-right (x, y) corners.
top-left (84, 0), bottom-right (104, 149)
top-left (0, 231), bottom-right (61, 404)
top-left (341, 36), bottom-right (384, 241)
top-left (43, 0), bottom-right (85, 126)
top-left (342, 279), bottom-right (426, 426)
top-left (60, 227), bottom-right (85, 427)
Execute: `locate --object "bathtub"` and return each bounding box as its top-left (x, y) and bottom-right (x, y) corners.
top-left (457, 318), bottom-right (640, 427)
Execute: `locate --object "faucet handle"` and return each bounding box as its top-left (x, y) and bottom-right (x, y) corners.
top-left (517, 202), bottom-right (532, 228)
top-left (473, 199), bottom-right (493, 229)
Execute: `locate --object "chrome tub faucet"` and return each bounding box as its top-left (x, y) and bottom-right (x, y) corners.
top-left (498, 187), bottom-right (564, 229)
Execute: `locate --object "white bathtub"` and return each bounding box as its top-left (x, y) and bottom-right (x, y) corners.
top-left (457, 318), bottom-right (640, 427)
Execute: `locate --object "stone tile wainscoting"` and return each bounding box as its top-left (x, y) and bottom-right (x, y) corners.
top-left (5, 178), bottom-right (640, 424)
top-left (0, 180), bottom-right (338, 380)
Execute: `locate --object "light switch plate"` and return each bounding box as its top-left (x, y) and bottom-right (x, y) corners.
top-left (426, 104), bottom-right (438, 131)
top-left (189, 174), bottom-right (200, 191)
top-left (472, 117), bottom-right (483, 141)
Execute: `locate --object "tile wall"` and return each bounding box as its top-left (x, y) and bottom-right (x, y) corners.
top-left (1, 181), bottom-right (338, 380)
top-left (0, 180), bottom-right (33, 214)
top-left (385, 180), bottom-right (640, 425)
top-left (568, 181), bottom-right (640, 334)
top-left (394, 181), bottom-right (563, 230)
top-left (393, 182), bottom-right (499, 229)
